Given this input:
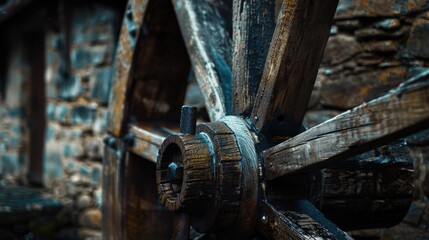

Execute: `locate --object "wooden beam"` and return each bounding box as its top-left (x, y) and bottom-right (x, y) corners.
top-left (107, 0), bottom-right (149, 137)
top-left (257, 200), bottom-right (351, 240)
top-left (173, 0), bottom-right (232, 121)
top-left (265, 70), bottom-right (429, 180)
top-left (250, 0), bottom-right (338, 137)
top-left (232, 0), bottom-right (276, 116)
top-left (128, 123), bottom-right (174, 162)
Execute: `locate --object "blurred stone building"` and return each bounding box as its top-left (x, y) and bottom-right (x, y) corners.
top-left (0, 0), bottom-right (427, 239)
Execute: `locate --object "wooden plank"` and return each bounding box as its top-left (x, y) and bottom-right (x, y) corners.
top-left (107, 0), bottom-right (149, 137)
top-left (250, 0), bottom-right (339, 137)
top-left (102, 137), bottom-right (126, 240)
top-left (173, 0), bottom-right (232, 121)
top-left (124, 152), bottom-right (173, 240)
top-left (128, 123), bottom-right (176, 162)
top-left (257, 200), bottom-right (350, 240)
top-left (232, 0), bottom-right (276, 116)
top-left (265, 70), bottom-right (429, 181)
top-left (26, 31), bottom-right (45, 186)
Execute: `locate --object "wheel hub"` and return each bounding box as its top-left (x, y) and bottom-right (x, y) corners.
top-left (157, 112), bottom-right (260, 237)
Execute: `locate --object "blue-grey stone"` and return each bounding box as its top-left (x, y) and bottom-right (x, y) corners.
top-left (91, 166), bottom-right (101, 186)
top-left (71, 47), bottom-right (91, 69)
top-left (56, 75), bottom-right (81, 100)
top-left (407, 18), bottom-right (429, 59)
top-left (79, 165), bottom-right (91, 179)
top-left (1, 153), bottom-right (23, 177)
top-left (64, 144), bottom-right (79, 158)
top-left (375, 18), bottom-right (401, 30)
top-left (56, 104), bottom-right (72, 124)
top-left (45, 126), bottom-right (56, 141)
top-left (91, 68), bottom-right (113, 105)
top-left (72, 105), bottom-right (96, 125)
top-left (8, 107), bottom-right (26, 118)
top-left (44, 151), bottom-right (64, 186)
top-left (11, 124), bottom-right (25, 134)
top-left (46, 103), bottom-right (56, 120)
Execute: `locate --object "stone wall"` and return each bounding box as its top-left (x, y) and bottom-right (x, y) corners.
top-left (43, 5), bottom-right (119, 239)
top-left (0, 3), bottom-right (121, 239)
top-left (306, 0), bottom-right (429, 239)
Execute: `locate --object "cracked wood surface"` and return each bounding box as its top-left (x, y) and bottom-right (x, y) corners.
top-left (265, 70), bottom-right (429, 180)
top-left (232, 0), bottom-right (276, 116)
top-left (250, 0), bottom-right (339, 137)
top-left (107, 0), bottom-right (149, 137)
top-left (257, 200), bottom-right (351, 240)
top-left (173, 0), bottom-right (232, 121)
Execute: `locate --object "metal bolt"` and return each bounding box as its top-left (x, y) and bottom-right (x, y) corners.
top-left (180, 105), bottom-right (197, 135)
top-left (167, 162), bottom-right (184, 183)
top-left (123, 133), bottom-right (135, 147)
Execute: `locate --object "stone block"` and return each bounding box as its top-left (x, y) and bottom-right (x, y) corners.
top-left (84, 137), bottom-right (103, 160)
top-left (375, 18), bottom-right (401, 30)
top-left (76, 194), bottom-right (92, 210)
top-left (322, 34), bottom-right (360, 65)
top-left (320, 67), bottom-right (407, 109)
top-left (303, 110), bottom-right (341, 129)
top-left (355, 26), bottom-right (409, 40)
top-left (407, 18), bottom-right (429, 58)
top-left (78, 208), bottom-right (102, 229)
top-left (46, 103), bottom-right (56, 121)
top-left (362, 40), bottom-right (399, 53)
top-left (335, 0), bottom-right (429, 19)
top-left (56, 75), bottom-right (81, 100)
top-left (56, 104), bottom-right (72, 125)
top-left (93, 109), bottom-right (108, 134)
top-left (90, 68), bottom-right (113, 105)
top-left (1, 153), bottom-right (24, 178)
top-left (71, 47), bottom-right (91, 69)
top-left (43, 151), bottom-right (64, 188)
top-left (91, 164), bottom-right (102, 187)
top-left (72, 105), bottom-right (96, 125)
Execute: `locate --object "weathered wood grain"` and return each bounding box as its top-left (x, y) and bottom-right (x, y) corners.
top-left (257, 200), bottom-right (351, 240)
top-left (129, 0), bottom-right (190, 125)
top-left (107, 0), bottom-right (149, 137)
top-left (173, 0), bottom-right (232, 121)
top-left (129, 123), bottom-right (177, 162)
top-left (268, 141), bottom-right (413, 230)
top-left (250, 0), bottom-right (339, 137)
top-left (232, 0), bottom-right (276, 116)
top-left (124, 153), bottom-right (173, 240)
top-left (102, 137), bottom-right (125, 240)
top-left (265, 70), bottom-right (429, 180)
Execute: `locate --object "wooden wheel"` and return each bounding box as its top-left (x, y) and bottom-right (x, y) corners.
top-left (103, 0), bottom-right (429, 239)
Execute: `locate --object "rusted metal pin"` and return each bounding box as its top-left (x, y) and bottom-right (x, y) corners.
top-left (180, 105), bottom-right (197, 135)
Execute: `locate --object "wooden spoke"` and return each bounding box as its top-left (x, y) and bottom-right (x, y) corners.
top-left (265, 70), bottom-right (429, 181)
top-left (129, 123), bottom-right (177, 162)
top-left (232, 0), bottom-right (276, 116)
top-left (173, 0), bottom-right (232, 121)
top-left (257, 200), bottom-right (351, 240)
top-left (250, 0), bottom-right (339, 137)
top-left (107, 0), bottom-right (149, 137)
